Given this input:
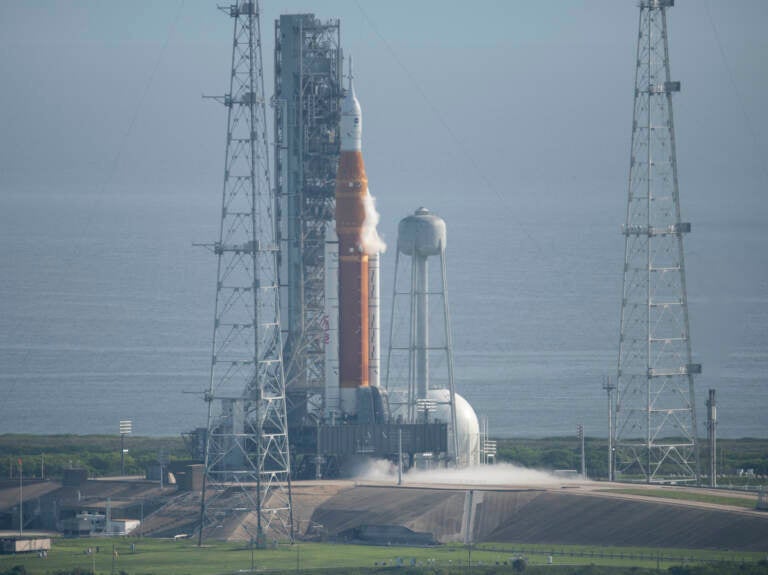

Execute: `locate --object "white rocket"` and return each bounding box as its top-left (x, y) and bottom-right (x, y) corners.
top-left (326, 57), bottom-right (383, 419)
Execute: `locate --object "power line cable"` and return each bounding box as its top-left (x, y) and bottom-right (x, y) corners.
top-left (102, 0), bottom-right (187, 195)
top-left (352, 0), bottom-right (545, 256)
top-left (704, 0), bottom-right (767, 186)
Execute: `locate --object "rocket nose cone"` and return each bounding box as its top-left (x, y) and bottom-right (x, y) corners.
top-left (341, 85), bottom-right (362, 151)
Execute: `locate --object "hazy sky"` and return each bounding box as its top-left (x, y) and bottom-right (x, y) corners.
top-left (2, 1), bottom-right (765, 332)
top-left (2, 1), bottom-right (765, 209)
top-left (1, 1), bottom-right (766, 436)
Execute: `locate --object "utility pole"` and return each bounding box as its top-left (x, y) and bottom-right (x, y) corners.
top-left (602, 377), bottom-right (616, 481)
top-left (119, 420), bottom-right (132, 476)
top-left (577, 424), bottom-right (586, 480)
top-left (18, 458), bottom-right (22, 536)
top-left (706, 389), bottom-right (717, 487)
top-left (397, 429), bottom-right (403, 486)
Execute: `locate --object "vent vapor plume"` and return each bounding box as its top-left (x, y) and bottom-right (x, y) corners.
top-left (354, 460), bottom-right (580, 486)
top-left (362, 189), bottom-right (386, 255)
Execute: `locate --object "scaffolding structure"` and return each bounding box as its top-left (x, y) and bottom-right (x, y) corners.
top-left (615, 0), bottom-right (700, 484)
top-left (199, 1), bottom-right (293, 543)
top-left (274, 15), bottom-right (342, 425)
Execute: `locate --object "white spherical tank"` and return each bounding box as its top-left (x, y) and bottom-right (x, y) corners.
top-left (427, 389), bottom-right (480, 467)
top-left (397, 207), bottom-right (446, 257)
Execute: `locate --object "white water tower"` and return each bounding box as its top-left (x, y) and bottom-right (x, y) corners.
top-left (385, 207), bottom-right (479, 467)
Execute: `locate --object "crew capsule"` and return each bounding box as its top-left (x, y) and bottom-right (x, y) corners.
top-left (340, 63), bottom-right (362, 152)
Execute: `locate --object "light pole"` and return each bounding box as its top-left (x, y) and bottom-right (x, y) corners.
top-left (157, 448), bottom-right (169, 489)
top-left (119, 420), bottom-right (132, 476)
top-left (18, 458), bottom-right (23, 536)
top-left (577, 424), bottom-right (586, 480)
top-left (706, 389), bottom-right (717, 488)
top-left (397, 429), bottom-right (403, 486)
top-left (602, 377), bottom-right (615, 481)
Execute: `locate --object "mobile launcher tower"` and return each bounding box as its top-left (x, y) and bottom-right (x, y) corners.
top-left (274, 15), bottom-right (459, 479)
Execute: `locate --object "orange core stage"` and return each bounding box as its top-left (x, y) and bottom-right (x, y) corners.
top-left (335, 150), bottom-right (370, 389)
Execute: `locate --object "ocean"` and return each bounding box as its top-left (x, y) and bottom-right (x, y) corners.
top-left (0, 185), bottom-right (766, 439)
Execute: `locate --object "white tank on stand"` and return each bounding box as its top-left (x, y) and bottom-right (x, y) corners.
top-left (386, 207), bottom-right (480, 467)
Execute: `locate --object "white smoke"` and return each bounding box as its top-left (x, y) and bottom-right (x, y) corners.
top-left (351, 458), bottom-right (398, 481)
top-left (361, 189), bottom-right (387, 255)
top-left (354, 460), bottom-right (581, 486)
top-left (405, 463), bottom-right (573, 485)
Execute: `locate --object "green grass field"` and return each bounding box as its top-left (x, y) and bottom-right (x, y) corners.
top-left (1, 538), bottom-right (765, 575)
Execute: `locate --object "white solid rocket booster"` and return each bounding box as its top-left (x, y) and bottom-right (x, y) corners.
top-left (324, 225), bottom-right (340, 418)
top-left (369, 252), bottom-right (380, 388)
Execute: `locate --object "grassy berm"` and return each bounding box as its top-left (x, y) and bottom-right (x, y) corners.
top-left (0, 539), bottom-right (767, 575)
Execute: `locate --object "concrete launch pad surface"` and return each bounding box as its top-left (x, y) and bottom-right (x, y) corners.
top-left (303, 480), bottom-right (768, 551)
top-left (13, 477), bottom-right (764, 551)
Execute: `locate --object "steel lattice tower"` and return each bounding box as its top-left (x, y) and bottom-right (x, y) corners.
top-left (274, 16), bottom-right (342, 425)
top-left (615, 0), bottom-right (700, 484)
top-left (199, 1), bottom-right (293, 543)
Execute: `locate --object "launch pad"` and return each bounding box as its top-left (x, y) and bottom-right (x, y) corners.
top-left (196, 6), bottom-right (468, 543)
top-left (270, 11), bottom-right (465, 480)
top-left (291, 422), bottom-right (448, 479)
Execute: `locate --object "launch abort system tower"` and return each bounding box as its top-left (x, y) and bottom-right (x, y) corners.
top-left (199, 0), bottom-right (293, 543)
top-left (615, 0), bottom-right (700, 484)
top-left (274, 15), bottom-right (342, 425)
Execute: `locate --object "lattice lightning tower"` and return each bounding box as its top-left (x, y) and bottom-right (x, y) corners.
top-left (199, 1), bottom-right (293, 543)
top-left (615, 0), bottom-right (700, 484)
